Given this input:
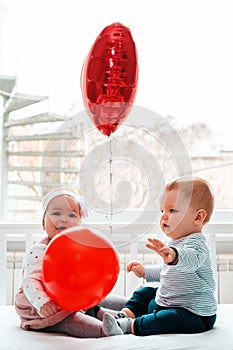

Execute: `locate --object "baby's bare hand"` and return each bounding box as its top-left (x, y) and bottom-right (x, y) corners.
top-left (39, 300), bottom-right (61, 317)
top-left (146, 238), bottom-right (175, 264)
top-left (146, 237), bottom-right (165, 252)
top-left (127, 261), bottom-right (145, 278)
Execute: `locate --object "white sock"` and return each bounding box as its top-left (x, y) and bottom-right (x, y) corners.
top-left (103, 313), bottom-right (132, 336)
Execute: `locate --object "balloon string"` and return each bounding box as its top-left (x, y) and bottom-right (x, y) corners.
top-left (109, 133), bottom-right (113, 234)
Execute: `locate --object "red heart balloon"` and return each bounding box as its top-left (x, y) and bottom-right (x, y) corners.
top-left (81, 22), bottom-right (138, 136)
top-left (42, 226), bottom-right (120, 311)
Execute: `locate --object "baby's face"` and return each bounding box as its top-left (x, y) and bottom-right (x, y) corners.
top-left (159, 189), bottom-right (198, 240)
top-left (44, 195), bottom-right (82, 239)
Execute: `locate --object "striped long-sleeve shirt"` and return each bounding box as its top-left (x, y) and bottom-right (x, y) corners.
top-left (145, 232), bottom-right (217, 316)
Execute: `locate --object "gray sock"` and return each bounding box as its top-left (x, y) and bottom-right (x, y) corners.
top-left (97, 307), bottom-right (127, 321)
top-left (103, 313), bottom-right (132, 336)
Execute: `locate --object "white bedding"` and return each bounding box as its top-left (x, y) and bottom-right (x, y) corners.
top-left (1, 304), bottom-right (233, 350)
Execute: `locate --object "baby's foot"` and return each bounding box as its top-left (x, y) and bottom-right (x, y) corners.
top-left (102, 313), bottom-right (123, 336)
top-left (103, 313), bottom-right (132, 336)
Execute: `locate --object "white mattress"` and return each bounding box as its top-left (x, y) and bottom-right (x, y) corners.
top-left (1, 304), bottom-right (233, 350)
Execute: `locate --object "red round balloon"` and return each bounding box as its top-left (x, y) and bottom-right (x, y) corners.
top-left (81, 22), bottom-right (138, 136)
top-left (42, 226), bottom-right (120, 311)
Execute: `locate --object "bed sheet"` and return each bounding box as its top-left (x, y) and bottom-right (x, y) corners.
top-left (1, 304), bottom-right (233, 350)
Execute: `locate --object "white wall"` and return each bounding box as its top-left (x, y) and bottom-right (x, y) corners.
top-left (0, 2), bottom-right (7, 73)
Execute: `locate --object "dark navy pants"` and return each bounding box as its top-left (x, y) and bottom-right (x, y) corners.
top-left (124, 286), bottom-right (216, 336)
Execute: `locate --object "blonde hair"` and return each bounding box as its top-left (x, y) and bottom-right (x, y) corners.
top-left (165, 177), bottom-right (214, 223)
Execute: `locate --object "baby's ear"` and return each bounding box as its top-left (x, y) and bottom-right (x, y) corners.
top-left (194, 209), bottom-right (207, 224)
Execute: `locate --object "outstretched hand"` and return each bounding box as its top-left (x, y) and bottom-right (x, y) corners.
top-left (146, 238), bottom-right (176, 264)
